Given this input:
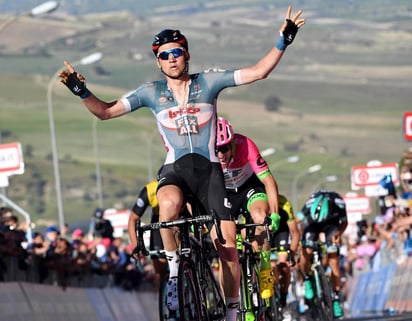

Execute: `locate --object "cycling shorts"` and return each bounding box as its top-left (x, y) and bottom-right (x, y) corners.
top-left (270, 231), bottom-right (290, 254)
top-left (300, 217), bottom-right (343, 253)
top-left (157, 154), bottom-right (232, 221)
top-left (226, 175), bottom-right (266, 218)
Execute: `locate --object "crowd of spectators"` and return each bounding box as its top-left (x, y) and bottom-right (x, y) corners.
top-left (338, 148), bottom-right (412, 288)
top-left (0, 206), bottom-right (155, 290)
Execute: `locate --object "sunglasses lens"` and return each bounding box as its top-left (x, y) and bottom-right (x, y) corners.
top-left (217, 144), bottom-right (230, 153)
top-left (158, 48), bottom-right (184, 60)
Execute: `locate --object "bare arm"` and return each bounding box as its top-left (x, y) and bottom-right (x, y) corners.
top-left (127, 212), bottom-right (140, 249)
top-left (260, 174), bottom-right (279, 214)
top-left (239, 6), bottom-right (305, 85)
top-left (58, 60), bottom-right (126, 120)
top-left (287, 219), bottom-right (300, 254)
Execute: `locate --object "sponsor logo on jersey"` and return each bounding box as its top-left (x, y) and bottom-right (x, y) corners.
top-left (168, 105), bottom-right (200, 119)
top-left (175, 116), bottom-right (200, 135)
top-left (256, 155), bottom-right (267, 167)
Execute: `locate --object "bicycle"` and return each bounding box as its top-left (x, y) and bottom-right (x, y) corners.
top-left (303, 241), bottom-right (334, 321)
top-left (136, 205), bottom-right (226, 321)
top-left (236, 215), bottom-right (281, 321)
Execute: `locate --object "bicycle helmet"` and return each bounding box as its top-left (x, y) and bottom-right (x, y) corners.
top-left (152, 29), bottom-right (188, 56)
top-left (216, 117), bottom-right (234, 147)
top-left (309, 193), bottom-right (330, 223)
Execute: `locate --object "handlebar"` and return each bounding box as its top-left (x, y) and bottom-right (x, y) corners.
top-left (135, 211), bottom-right (226, 256)
top-left (236, 215), bottom-right (272, 244)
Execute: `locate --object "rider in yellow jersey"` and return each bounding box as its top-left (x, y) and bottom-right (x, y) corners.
top-left (128, 180), bottom-right (167, 289)
top-left (270, 194), bottom-right (300, 315)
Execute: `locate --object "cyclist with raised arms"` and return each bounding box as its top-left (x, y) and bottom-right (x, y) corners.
top-left (216, 117), bottom-right (281, 299)
top-left (297, 190), bottom-right (348, 319)
top-left (269, 194), bottom-right (300, 315)
top-left (59, 6), bottom-right (304, 320)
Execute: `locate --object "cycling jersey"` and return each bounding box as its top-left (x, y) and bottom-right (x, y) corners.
top-left (121, 69), bottom-right (240, 165)
top-left (132, 180), bottom-right (159, 217)
top-left (298, 190), bottom-right (348, 250)
top-left (222, 133), bottom-right (271, 190)
top-left (271, 195), bottom-right (295, 251)
top-left (297, 190), bottom-right (347, 225)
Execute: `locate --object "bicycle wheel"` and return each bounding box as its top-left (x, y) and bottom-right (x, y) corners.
top-left (263, 284), bottom-right (281, 321)
top-left (203, 263), bottom-right (226, 321)
top-left (288, 270), bottom-right (301, 321)
top-left (316, 266), bottom-right (334, 321)
top-left (178, 260), bottom-right (202, 321)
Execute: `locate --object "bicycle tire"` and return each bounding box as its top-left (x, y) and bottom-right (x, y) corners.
top-left (178, 260), bottom-right (203, 321)
top-left (317, 266), bottom-right (334, 321)
top-left (203, 263), bottom-right (226, 321)
top-left (238, 265), bottom-right (254, 321)
top-left (288, 270), bottom-right (301, 321)
top-left (264, 290), bottom-right (281, 321)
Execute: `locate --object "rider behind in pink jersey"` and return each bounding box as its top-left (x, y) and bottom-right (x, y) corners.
top-left (216, 116), bottom-right (281, 299)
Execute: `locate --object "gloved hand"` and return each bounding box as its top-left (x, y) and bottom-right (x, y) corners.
top-left (63, 72), bottom-right (90, 98)
top-left (269, 212), bottom-right (280, 232)
top-left (276, 19), bottom-right (299, 50)
top-left (275, 6), bottom-right (305, 51)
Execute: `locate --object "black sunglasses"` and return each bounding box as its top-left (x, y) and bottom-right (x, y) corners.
top-left (157, 47), bottom-right (185, 60)
top-left (217, 144), bottom-right (231, 153)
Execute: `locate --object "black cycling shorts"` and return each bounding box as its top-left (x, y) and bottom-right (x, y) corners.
top-left (157, 154), bottom-right (232, 221)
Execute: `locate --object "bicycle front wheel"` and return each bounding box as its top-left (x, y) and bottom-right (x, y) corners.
top-left (263, 285), bottom-right (282, 321)
top-left (317, 266), bottom-right (334, 321)
top-left (203, 263), bottom-right (225, 321)
top-left (178, 260), bottom-right (202, 321)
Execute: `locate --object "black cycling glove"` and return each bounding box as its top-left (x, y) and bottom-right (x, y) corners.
top-left (276, 19), bottom-right (299, 51)
top-left (283, 19), bottom-right (299, 46)
top-left (64, 72), bottom-right (89, 98)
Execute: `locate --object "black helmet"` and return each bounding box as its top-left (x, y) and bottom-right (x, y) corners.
top-left (152, 29), bottom-right (188, 56)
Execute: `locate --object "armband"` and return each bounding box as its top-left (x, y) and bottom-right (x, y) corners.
top-left (80, 88), bottom-right (91, 99)
top-left (275, 34), bottom-right (287, 51)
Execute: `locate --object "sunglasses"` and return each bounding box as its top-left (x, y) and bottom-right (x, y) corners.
top-left (217, 144), bottom-right (231, 154)
top-left (157, 47), bottom-right (185, 60)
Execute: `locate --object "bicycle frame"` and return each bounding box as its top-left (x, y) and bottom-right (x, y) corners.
top-left (236, 216), bottom-right (280, 321)
top-left (137, 212), bottom-right (225, 321)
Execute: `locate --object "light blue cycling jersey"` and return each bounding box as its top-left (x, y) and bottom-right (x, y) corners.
top-left (121, 69), bottom-right (241, 164)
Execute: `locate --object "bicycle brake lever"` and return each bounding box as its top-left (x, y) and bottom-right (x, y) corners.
top-left (263, 216), bottom-right (272, 243)
top-left (211, 209), bottom-right (226, 245)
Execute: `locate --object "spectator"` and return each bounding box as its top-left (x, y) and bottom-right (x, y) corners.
top-left (71, 228), bottom-right (84, 249)
top-left (354, 235), bottom-right (377, 273)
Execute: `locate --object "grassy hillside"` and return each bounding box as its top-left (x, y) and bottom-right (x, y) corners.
top-left (0, 1), bottom-right (410, 228)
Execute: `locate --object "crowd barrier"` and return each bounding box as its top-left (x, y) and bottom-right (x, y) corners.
top-left (0, 282), bottom-right (158, 321)
top-left (348, 257), bottom-right (412, 316)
